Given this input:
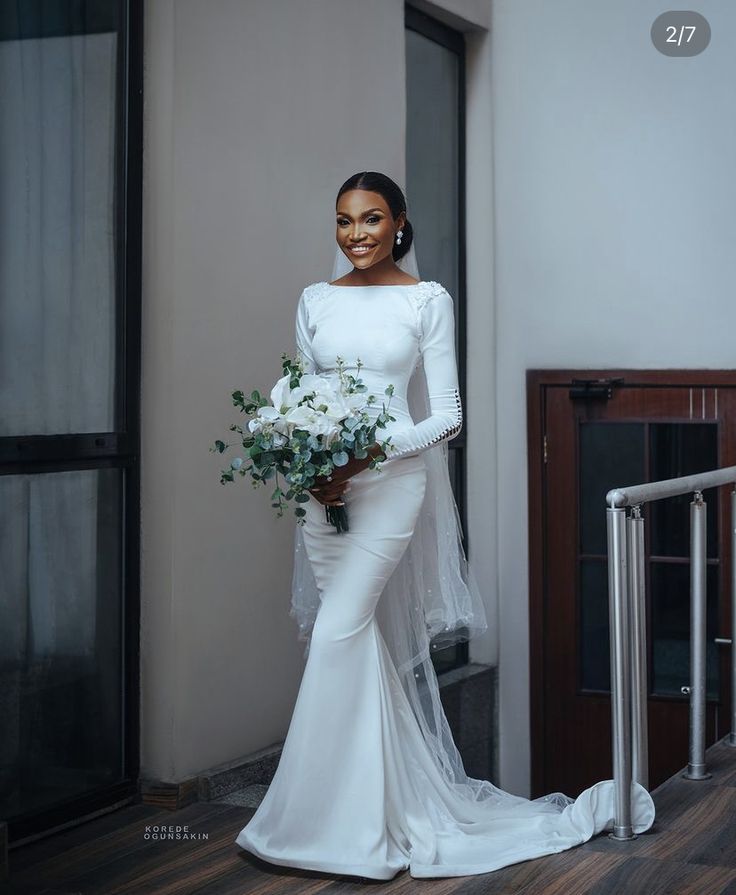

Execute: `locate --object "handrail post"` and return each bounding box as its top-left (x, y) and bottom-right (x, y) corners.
top-left (683, 492), bottom-right (712, 780)
top-left (731, 489), bottom-right (736, 747)
top-left (607, 506), bottom-right (635, 839)
top-left (627, 506), bottom-right (649, 789)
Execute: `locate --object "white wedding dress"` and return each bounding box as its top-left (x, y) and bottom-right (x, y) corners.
top-left (235, 280), bottom-right (655, 879)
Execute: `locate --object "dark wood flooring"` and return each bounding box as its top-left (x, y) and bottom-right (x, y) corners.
top-left (7, 737), bottom-right (736, 895)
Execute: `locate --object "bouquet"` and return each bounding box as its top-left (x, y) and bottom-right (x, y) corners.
top-left (211, 353), bottom-right (396, 532)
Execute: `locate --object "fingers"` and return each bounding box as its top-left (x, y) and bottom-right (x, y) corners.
top-left (313, 481), bottom-right (350, 497)
top-left (312, 493), bottom-right (346, 507)
top-left (309, 480), bottom-right (352, 506)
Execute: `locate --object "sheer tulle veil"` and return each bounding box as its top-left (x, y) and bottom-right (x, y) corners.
top-left (289, 238), bottom-right (573, 808)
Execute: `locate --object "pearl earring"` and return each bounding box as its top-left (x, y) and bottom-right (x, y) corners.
top-left (396, 229), bottom-right (403, 245)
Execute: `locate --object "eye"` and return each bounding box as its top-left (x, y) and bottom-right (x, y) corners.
top-left (336, 216), bottom-right (382, 226)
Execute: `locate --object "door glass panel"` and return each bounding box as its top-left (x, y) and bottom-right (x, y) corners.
top-left (579, 422), bottom-right (645, 555)
top-left (649, 423), bottom-right (718, 558)
top-left (579, 422), bottom-right (644, 691)
top-left (0, 468), bottom-right (124, 819)
top-left (580, 559), bottom-right (610, 691)
top-left (579, 419), bottom-right (721, 697)
top-left (651, 562), bottom-right (719, 698)
top-left (0, 9), bottom-right (120, 435)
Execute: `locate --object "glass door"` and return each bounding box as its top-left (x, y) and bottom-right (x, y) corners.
top-left (0, 0), bottom-right (142, 842)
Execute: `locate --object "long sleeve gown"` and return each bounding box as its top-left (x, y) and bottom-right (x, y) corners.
top-left (235, 280), bottom-right (655, 879)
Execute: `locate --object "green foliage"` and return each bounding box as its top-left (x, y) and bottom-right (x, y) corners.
top-left (214, 351), bottom-right (397, 527)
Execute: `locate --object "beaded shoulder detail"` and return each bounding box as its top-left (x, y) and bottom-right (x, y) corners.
top-left (411, 280), bottom-right (447, 310)
top-left (302, 281), bottom-right (333, 307)
top-left (303, 279), bottom-right (447, 310)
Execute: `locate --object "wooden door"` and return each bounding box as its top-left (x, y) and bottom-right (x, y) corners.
top-left (528, 371), bottom-right (736, 798)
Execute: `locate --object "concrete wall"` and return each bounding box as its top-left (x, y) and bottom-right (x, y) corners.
top-left (491, 0), bottom-right (736, 795)
top-left (141, 0), bottom-right (496, 785)
top-left (142, 0), bottom-right (412, 781)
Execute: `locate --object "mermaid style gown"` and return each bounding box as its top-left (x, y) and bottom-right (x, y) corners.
top-left (235, 280), bottom-right (655, 879)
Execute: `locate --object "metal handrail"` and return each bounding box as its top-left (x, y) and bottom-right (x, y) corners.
top-left (608, 465), bottom-right (736, 508)
top-left (605, 466), bottom-right (736, 841)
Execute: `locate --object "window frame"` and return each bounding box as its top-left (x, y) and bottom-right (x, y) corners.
top-left (406, 6), bottom-right (469, 671)
top-left (0, 0), bottom-right (143, 843)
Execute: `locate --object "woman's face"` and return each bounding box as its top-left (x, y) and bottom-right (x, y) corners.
top-left (335, 190), bottom-right (405, 270)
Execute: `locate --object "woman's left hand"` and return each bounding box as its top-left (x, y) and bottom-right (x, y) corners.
top-left (309, 444), bottom-right (385, 500)
top-left (309, 458), bottom-right (364, 503)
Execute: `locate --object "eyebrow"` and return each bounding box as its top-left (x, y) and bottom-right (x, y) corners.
top-left (335, 208), bottom-right (385, 218)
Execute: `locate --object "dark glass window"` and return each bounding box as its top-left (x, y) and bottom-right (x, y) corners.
top-left (577, 420), bottom-right (720, 699)
top-left (0, 0), bottom-right (142, 842)
top-left (406, 7), bottom-right (467, 673)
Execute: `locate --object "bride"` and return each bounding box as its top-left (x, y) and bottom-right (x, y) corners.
top-left (235, 171), bottom-right (655, 879)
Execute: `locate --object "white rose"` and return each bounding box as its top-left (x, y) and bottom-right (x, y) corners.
top-left (248, 418), bottom-right (263, 434)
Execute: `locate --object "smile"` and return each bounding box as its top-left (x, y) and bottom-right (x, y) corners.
top-left (348, 245), bottom-right (376, 255)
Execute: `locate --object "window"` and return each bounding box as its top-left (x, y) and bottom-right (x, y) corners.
top-left (406, 6), bottom-right (468, 671)
top-left (0, 0), bottom-right (143, 842)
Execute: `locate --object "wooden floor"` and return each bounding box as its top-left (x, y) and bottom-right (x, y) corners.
top-left (7, 737), bottom-right (736, 895)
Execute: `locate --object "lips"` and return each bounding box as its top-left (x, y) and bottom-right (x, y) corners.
top-left (348, 244), bottom-right (376, 255)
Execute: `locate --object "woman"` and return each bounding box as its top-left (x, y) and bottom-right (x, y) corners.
top-left (235, 171), bottom-right (655, 879)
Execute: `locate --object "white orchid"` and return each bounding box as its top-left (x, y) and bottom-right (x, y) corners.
top-left (322, 395), bottom-right (352, 421)
top-left (307, 414), bottom-right (342, 444)
top-left (257, 405), bottom-right (281, 422)
top-left (300, 373), bottom-right (332, 393)
top-left (269, 374), bottom-right (293, 412)
top-left (344, 392), bottom-right (368, 411)
top-left (284, 404), bottom-right (316, 430)
top-left (219, 353), bottom-right (394, 531)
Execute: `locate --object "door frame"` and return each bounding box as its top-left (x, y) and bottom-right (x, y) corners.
top-left (527, 368), bottom-right (736, 798)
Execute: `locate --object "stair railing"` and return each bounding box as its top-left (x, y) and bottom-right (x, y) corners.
top-left (605, 465), bottom-right (736, 841)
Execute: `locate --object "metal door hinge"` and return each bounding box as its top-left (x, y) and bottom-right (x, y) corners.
top-left (543, 434), bottom-right (549, 464)
top-left (569, 377), bottom-right (624, 401)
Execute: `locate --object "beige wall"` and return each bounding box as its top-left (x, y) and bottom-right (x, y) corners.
top-left (141, 0), bottom-right (498, 783)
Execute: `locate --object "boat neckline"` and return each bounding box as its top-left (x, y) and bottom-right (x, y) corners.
top-left (324, 280), bottom-right (427, 288)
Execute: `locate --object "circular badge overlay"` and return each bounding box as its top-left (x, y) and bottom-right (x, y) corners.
top-left (651, 11), bottom-right (711, 56)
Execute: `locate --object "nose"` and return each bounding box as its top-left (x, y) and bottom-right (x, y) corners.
top-left (349, 223), bottom-right (366, 241)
